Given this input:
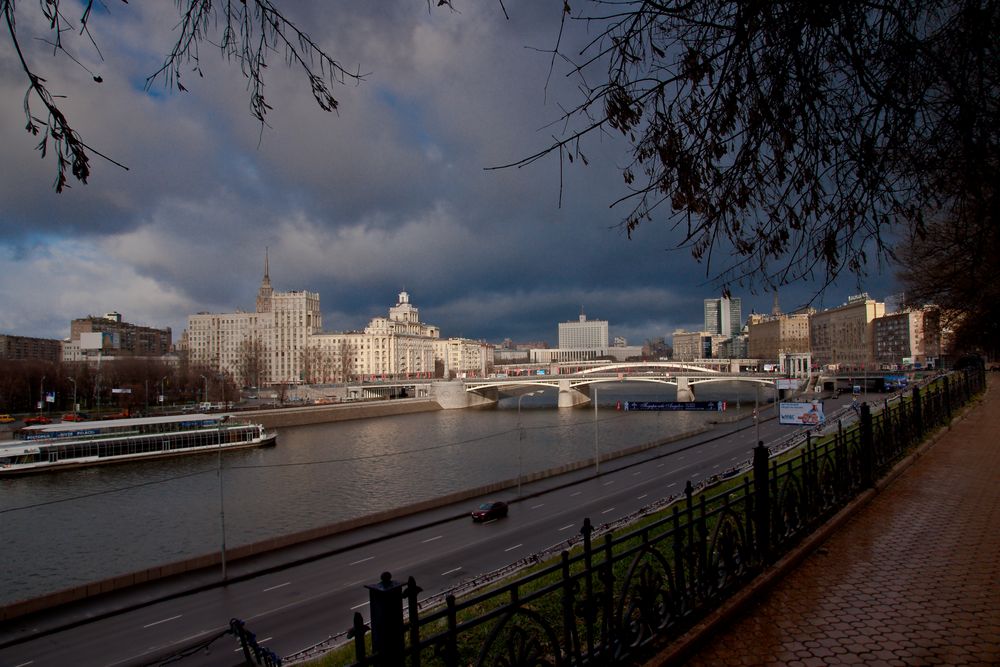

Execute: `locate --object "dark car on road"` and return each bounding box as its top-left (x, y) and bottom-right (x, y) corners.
top-left (471, 501), bottom-right (508, 522)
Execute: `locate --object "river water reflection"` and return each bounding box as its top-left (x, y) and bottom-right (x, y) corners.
top-left (1, 382), bottom-right (754, 604)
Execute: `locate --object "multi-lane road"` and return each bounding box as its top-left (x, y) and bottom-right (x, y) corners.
top-left (1, 393), bottom-right (859, 667)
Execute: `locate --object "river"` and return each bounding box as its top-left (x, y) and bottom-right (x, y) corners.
top-left (0, 381), bottom-right (760, 605)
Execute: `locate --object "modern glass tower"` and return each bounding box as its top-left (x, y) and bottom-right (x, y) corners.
top-left (704, 296), bottom-right (743, 337)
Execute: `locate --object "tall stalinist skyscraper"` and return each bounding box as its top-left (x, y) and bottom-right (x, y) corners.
top-left (185, 256), bottom-right (491, 385)
top-left (186, 251), bottom-right (320, 385)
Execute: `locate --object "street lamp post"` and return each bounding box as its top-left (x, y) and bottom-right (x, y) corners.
top-left (755, 383), bottom-right (761, 446)
top-left (159, 376), bottom-right (168, 409)
top-left (200, 374), bottom-right (208, 406)
top-left (68, 378), bottom-right (76, 412)
top-left (39, 376), bottom-right (46, 414)
top-left (218, 423), bottom-right (228, 581)
top-left (517, 390), bottom-right (543, 497)
top-left (593, 386), bottom-right (600, 475)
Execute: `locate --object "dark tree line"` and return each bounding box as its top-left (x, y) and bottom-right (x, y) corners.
top-left (0, 358), bottom-right (235, 415)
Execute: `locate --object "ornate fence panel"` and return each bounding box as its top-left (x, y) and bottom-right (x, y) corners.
top-left (338, 368), bottom-right (984, 667)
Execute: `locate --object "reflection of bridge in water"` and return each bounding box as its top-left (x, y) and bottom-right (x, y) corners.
top-left (464, 362), bottom-right (794, 408)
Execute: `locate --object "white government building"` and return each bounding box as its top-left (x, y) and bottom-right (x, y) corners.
top-left (184, 258), bottom-right (491, 385)
top-left (529, 312), bottom-right (642, 363)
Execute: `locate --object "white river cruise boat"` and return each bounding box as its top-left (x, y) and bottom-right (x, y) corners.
top-left (0, 414), bottom-right (276, 476)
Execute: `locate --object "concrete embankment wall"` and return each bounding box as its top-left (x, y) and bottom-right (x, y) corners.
top-left (0, 415), bottom-right (711, 622)
top-left (241, 397), bottom-right (442, 428)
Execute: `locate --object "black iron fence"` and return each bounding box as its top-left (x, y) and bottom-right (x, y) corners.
top-left (333, 369), bottom-right (984, 667)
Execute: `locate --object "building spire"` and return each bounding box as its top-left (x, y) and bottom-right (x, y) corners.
top-left (256, 247), bottom-right (273, 313)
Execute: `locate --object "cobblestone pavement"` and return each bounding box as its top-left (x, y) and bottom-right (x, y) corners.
top-left (678, 380), bottom-right (1000, 667)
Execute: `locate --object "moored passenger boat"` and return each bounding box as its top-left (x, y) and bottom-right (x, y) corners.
top-left (0, 414), bottom-right (276, 476)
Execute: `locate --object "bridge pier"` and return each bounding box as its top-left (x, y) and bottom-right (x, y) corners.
top-left (676, 376), bottom-right (696, 402)
top-left (557, 379), bottom-right (590, 408)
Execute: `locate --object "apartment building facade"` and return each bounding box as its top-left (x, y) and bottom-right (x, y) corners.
top-left (873, 308), bottom-right (941, 367)
top-left (809, 294), bottom-right (886, 369)
top-left (748, 312), bottom-right (811, 362)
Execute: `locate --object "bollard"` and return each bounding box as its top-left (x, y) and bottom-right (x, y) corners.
top-left (366, 571), bottom-right (405, 664)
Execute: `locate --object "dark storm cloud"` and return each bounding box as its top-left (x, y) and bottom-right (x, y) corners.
top-left (0, 2), bottom-right (880, 344)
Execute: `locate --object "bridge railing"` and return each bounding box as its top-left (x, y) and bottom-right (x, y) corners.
top-left (307, 368), bottom-right (984, 667)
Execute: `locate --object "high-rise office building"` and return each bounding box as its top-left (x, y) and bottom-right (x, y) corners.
top-left (704, 296), bottom-right (743, 337)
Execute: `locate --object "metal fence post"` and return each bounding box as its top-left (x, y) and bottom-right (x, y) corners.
top-left (912, 386), bottom-right (923, 439)
top-left (943, 375), bottom-right (952, 420)
top-left (860, 403), bottom-right (874, 487)
top-left (752, 442), bottom-right (770, 564)
top-left (405, 576), bottom-right (422, 667)
top-left (366, 571), bottom-right (405, 665)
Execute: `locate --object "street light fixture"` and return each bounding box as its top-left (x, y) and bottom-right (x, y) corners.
top-left (517, 390), bottom-right (544, 497)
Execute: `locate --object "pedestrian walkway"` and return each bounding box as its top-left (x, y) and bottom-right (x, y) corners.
top-left (660, 377), bottom-right (1000, 666)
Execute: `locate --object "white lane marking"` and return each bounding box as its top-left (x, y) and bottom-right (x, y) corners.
top-left (504, 544), bottom-right (523, 552)
top-left (531, 503), bottom-right (545, 509)
top-left (667, 482), bottom-right (677, 487)
top-left (350, 601), bottom-right (370, 610)
top-left (570, 491), bottom-right (582, 497)
top-left (636, 493), bottom-right (648, 500)
top-left (14, 662), bottom-right (34, 667)
top-left (601, 507), bottom-right (616, 514)
top-left (263, 582), bottom-right (290, 592)
top-left (143, 614), bottom-right (182, 629)
top-left (350, 556), bottom-right (374, 565)
top-left (422, 535), bottom-right (443, 543)
top-left (713, 464), bottom-right (720, 469)
top-left (632, 471), bottom-right (642, 476)
top-left (441, 567), bottom-right (462, 576)
top-left (678, 455), bottom-right (686, 460)
top-left (657, 463), bottom-right (665, 467)
top-left (558, 524), bottom-right (575, 531)
top-left (603, 480), bottom-right (615, 486)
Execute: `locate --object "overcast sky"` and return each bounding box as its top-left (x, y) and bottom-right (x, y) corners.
top-left (1, 2), bottom-right (893, 347)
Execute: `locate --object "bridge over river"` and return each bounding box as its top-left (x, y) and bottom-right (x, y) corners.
top-left (463, 361), bottom-right (796, 407)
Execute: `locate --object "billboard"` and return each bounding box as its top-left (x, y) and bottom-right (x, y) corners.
top-left (80, 331), bottom-right (118, 350)
top-left (779, 401), bottom-right (826, 426)
top-left (775, 378), bottom-right (798, 390)
top-left (80, 331), bottom-right (104, 350)
top-left (622, 401), bottom-right (726, 412)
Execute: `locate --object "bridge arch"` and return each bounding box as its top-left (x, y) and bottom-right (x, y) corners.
top-left (463, 372), bottom-right (790, 406)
